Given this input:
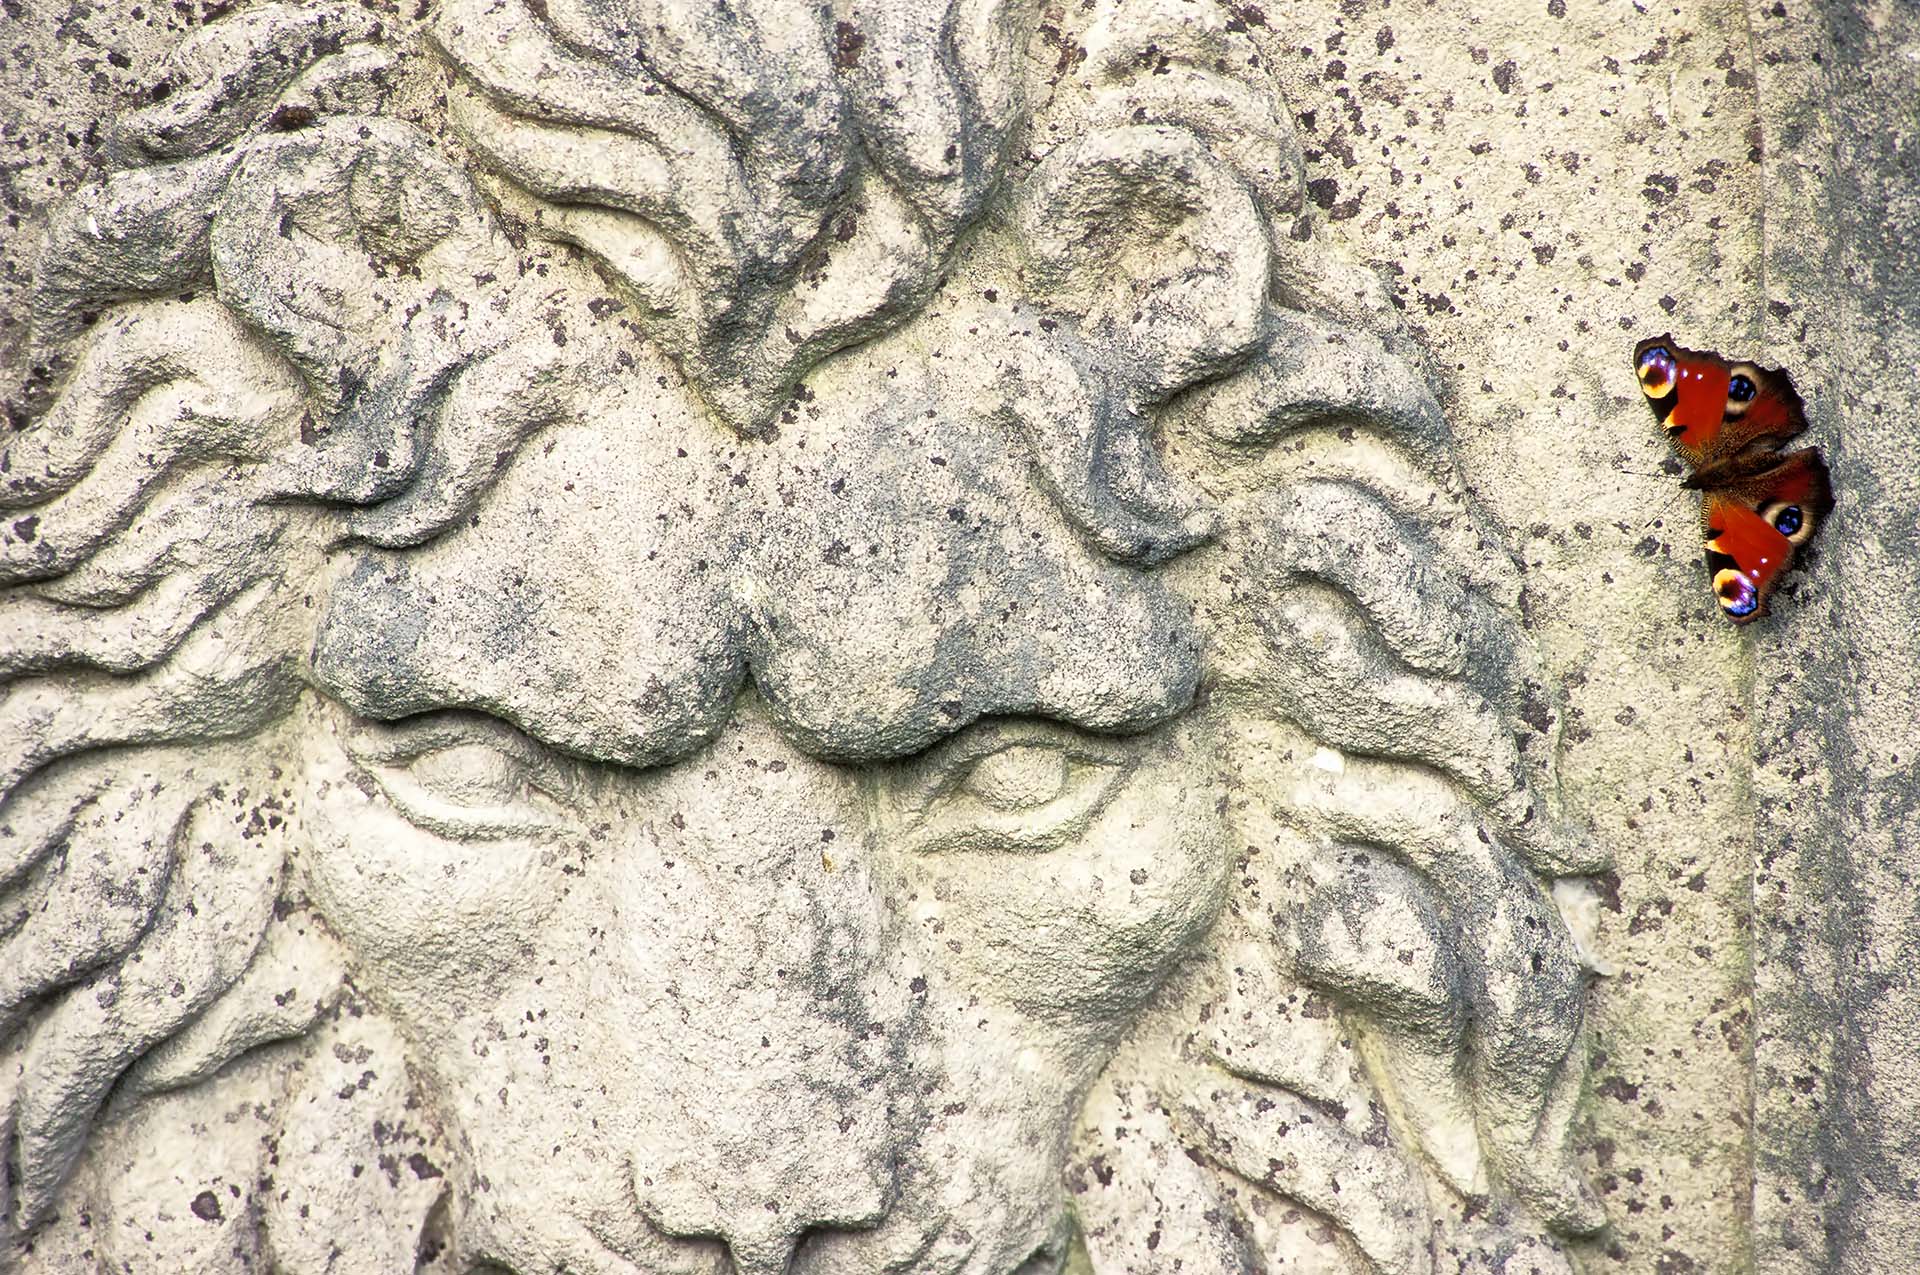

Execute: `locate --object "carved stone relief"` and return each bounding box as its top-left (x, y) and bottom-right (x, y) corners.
top-left (7, 1), bottom-right (1911, 1273)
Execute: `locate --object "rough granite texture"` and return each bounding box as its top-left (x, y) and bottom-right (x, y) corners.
top-left (0, 2), bottom-right (1914, 1273)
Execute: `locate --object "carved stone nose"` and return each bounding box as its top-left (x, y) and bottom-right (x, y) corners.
top-left (640, 1167), bottom-right (894, 1275)
top-left (615, 694), bottom-right (919, 1272)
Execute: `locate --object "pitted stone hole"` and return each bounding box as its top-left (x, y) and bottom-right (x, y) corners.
top-left (783, 1222), bottom-right (871, 1275)
top-left (411, 1188), bottom-right (453, 1270)
top-left (1009, 1237), bottom-right (1070, 1275)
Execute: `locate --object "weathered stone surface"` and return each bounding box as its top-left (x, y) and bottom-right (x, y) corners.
top-left (1745, 8), bottom-right (1920, 1272)
top-left (1, 2), bottom-right (1914, 1273)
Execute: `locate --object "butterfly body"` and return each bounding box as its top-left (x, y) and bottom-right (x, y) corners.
top-left (1633, 335), bottom-right (1832, 623)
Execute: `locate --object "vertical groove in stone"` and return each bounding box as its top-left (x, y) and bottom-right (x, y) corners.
top-left (1749, 5), bottom-right (1920, 1271)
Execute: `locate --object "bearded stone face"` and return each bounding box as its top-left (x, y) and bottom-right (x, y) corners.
top-left (2, 2), bottom-right (1608, 1273)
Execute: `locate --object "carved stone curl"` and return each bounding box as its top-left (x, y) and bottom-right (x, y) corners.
top-left (1, 2), bottom-right (1609, 1272)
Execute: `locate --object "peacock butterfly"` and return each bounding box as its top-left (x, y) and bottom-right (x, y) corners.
top-left (1632, 335), bottom-right (1833, 624)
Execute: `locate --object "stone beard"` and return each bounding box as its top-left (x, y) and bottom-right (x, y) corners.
top-left (0, 2), bottom-right (1609, 1272)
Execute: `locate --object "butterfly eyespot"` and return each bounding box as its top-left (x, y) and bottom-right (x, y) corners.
top-left (1636, 346), bottom-right (1676, 398)
top-left (1713, 568), bottom-right (1760, 618)
top-left (1773, 505), bottom-right (1803, 536)
top-left (1728, 374), bottom-right (1757, 403)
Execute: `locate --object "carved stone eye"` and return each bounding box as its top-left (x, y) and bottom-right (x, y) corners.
top-left (892, 726), bottom-right (1136, 854)
top-left (1637, 346), bottom-right (1676, 397)
top-left (346, 714), bottom-right (573, 839)
top-left (405, 741), bottom-right (534, 808)
top-left (958, 743), bottom-right (1072, 812)
top-left (1728, 374), bottom-right (1757, 403)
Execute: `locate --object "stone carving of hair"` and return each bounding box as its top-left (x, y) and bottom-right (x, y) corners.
top-left (0, 1), bottom-right (1607, 1269)
top-left (1000, 3), bottom-right (1612, 1268)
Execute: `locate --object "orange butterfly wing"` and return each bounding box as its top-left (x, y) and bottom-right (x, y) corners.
top-left (1633, 333), bottom-right (1808, 470)
top-left (1698, 450), bottom-right (1832, 623)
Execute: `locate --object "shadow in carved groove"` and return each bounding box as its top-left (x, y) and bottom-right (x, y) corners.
top-left (0, 2), bottom-right (1609, 1272)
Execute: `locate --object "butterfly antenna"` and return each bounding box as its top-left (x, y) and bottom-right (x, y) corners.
top-left (1639, 484), bottom-right (1688, 532)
